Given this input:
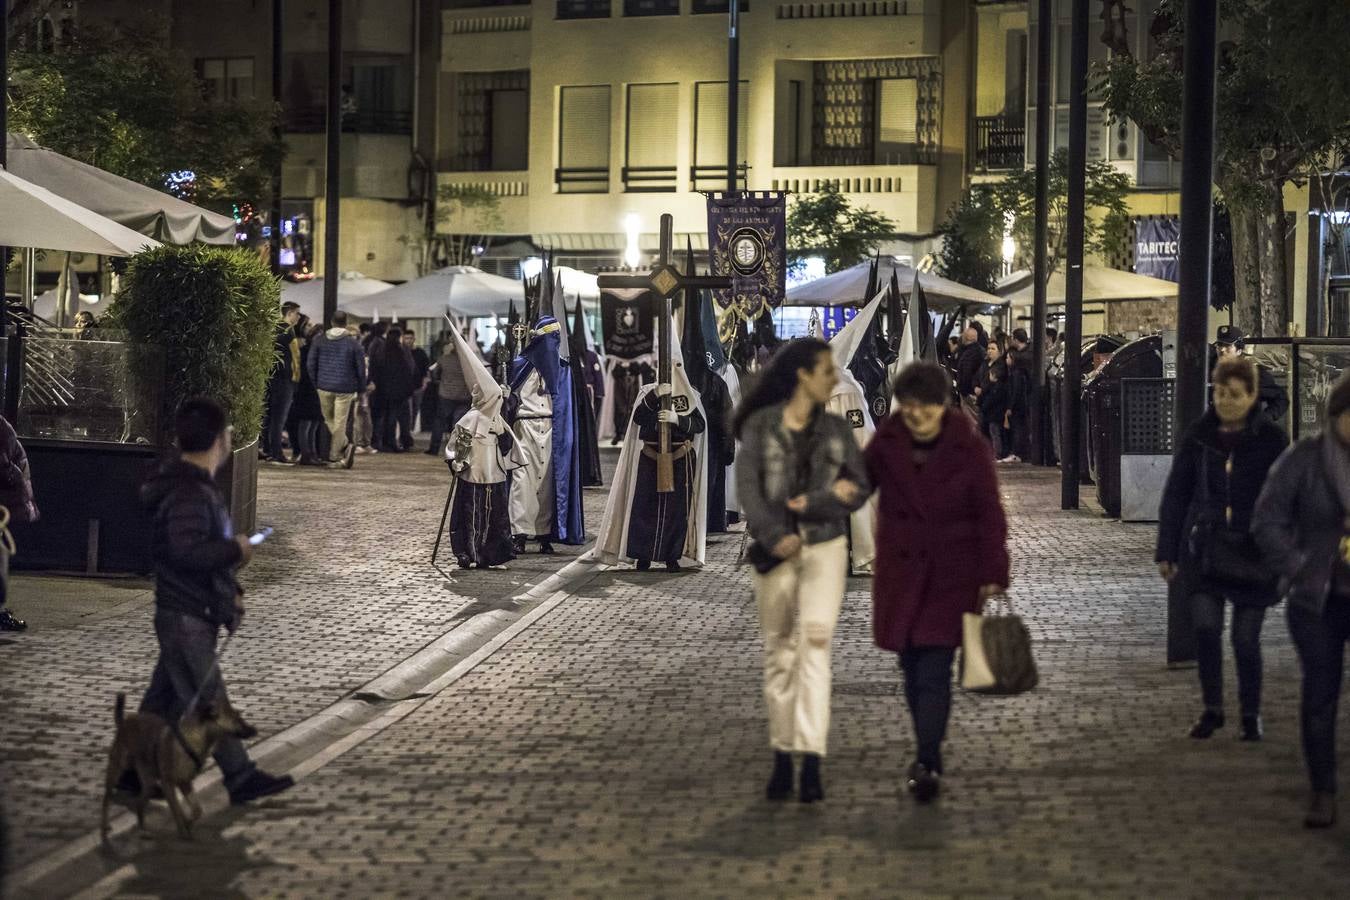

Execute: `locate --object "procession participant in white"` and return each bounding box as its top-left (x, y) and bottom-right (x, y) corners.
top-left (444, 325), bottom-right (525, 569)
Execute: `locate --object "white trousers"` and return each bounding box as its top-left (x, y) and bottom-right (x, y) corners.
top-left (508, 418), bottom-right (554, 537)
top-left (754, 535), bottom-right (849, 756)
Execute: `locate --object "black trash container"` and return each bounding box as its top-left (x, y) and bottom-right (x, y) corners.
top-left (1050, 335), bottom-right (1123, 483)
top-left (1083, 334), bottom-right (1163, 517)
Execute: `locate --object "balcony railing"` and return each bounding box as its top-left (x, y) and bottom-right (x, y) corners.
top-left (973, 115), bottom-right (1025, 172)
top-left (689, 164), bottom-right (749, 193)
top-left (284, 107), bottom-right (413, 136)
top-left (556, 166), bottom-right (610, 193)
top-left (622, 165), bottom-right (677, 192)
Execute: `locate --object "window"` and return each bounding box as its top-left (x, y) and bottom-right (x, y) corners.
top-left (782, 79), bottom-right (804, 166)
top-left (692, 0), bottom-right (748, 12)
top-left (693, 81), bottom-right (749, 190)
top-left (1054, 22), bottom-right (1107, 104)
top-left (557, 0), bottom-right (610, 18)
top-left (199, 57), bottom-right (255, 102)
top-left (489, 89), bottom-right (530, 171)
top-left (1005, 31), bottom-right (1028, 117)
top-left (624, 0), bottom-right (678, 16)
top-left (625, 83), bottom-right (678, 191)
top-left (558, 86), bottom-right (611, 193)
top-left (874, 78), bottom-right (918, 165)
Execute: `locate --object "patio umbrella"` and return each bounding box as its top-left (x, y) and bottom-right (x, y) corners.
top-left (346, 265), bottom-right (524, 320)
top-left (6, 133), bottom-right (235, 245)
top-left (785, 257), bottom-right (1005, 312)
top-left (280, 272), bottom-right (393, 322)
top-left (0, 168), bottom-right (161, 256)
top-left (996, 266), bottom-right (1179, 304)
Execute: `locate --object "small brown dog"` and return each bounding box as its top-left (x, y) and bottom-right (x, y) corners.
top-left (101, 692), bottom-right (258, 841)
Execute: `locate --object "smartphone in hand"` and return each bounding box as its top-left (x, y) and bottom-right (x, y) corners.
top-left (248, 526), bottom-right (274, 546)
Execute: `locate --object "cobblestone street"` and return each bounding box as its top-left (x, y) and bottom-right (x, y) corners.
top-left (4, 454), bottom-right (1349, 897)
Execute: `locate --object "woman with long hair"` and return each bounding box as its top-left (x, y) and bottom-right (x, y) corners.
top-left (735, 338), bottom-right (870, 804)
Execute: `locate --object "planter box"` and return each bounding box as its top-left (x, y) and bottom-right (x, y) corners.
top-left (10, 438), bottom-right (260, 575)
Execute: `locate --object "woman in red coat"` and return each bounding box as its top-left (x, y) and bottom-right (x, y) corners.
top-left (864, 362), bottom-right (1009, 803)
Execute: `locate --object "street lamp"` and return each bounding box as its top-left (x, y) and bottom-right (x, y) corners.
top-left (521, 256), bottom-right (543, 279)
top-left (623, 214), bottom-right (642, 269)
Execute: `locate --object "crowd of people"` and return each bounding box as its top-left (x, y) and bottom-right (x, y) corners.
top-left (950, 322), bottom-right (1059, 464)
top-left (259, 304), bottom-right (500, 469)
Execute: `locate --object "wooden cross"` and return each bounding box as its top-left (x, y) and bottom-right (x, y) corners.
top-left (598, 213), bottom-right (733, 492)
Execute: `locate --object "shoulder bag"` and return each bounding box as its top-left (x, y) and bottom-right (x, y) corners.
top-left (960, 595), bottom-right (1038, 695)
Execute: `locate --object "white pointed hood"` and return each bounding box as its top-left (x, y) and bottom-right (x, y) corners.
top-left (825, 289), bottom-right (883, 574)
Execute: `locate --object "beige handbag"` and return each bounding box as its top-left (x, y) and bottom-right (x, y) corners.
top-left (960, 595), bottom-right (1038, 695)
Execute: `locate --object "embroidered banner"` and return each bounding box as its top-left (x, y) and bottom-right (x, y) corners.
top-left (600, 290), bottom-right (656, 360)
top-left (707, 191), bottom-right (787, 317)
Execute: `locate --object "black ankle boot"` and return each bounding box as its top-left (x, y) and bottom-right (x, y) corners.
top-left (1190, 709), bottom-right (1225, 739)
top-left (1239, 714), bottom-right (1263, 741)
top-left (766, 752), bottom-right (793, 801)
top-left (512, 535), bottom-right (526, 555)
top-left (665, 559), bottom-right (681, 573)
top-left (799, 753), bottom-right (824, 803)
top-left (539, 541), bottom-right (555, 555)
top-left (635, 559), bottom-right (651, 571)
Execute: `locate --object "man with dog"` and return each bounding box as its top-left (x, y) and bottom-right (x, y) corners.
top-left (124, 397), bottom-right (293, 806)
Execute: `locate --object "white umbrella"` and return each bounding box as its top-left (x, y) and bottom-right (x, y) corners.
top-left (785, 257), bottom-right (1005, 311)
top-left (281, 272), bottom-right (393, 321)
top-left (0, 168), bottom-right (161, 256)
top-left (997, 266), bottom-right (1180, 304)
top-left (553, 265), bottom-right (599, 302)
top-left (6, 132), bottom-right (236, 245)
top-left (345, 265), bottom-right (524, 320)
top-left (33, 287), bottom-right (103, 322)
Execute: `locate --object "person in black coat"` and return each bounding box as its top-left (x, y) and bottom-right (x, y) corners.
top-left (291, 324), bottom-right (328, 466)
top-left (1253, 373), bottom-right (1350, 828)
top-left (1000, 348), bottom-right (1033, 463)
top-left (371, 327), bottom-right (417, 452)
top-left (1157, 355), bottom-right (1288, 742)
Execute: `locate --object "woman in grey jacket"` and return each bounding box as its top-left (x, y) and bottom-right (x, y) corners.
top-left (1252, 374), bottom-right (1350, 829)
top-left (734, 339), bottom-right (870, 804)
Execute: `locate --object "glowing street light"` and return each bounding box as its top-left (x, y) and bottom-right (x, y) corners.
top-left (623, 214), bottom-right (643, 269)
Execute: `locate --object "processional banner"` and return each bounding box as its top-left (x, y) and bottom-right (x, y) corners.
top-left (706, 191), bottom-right (787, 319)
top-left (600, 290), bottom-right (656, 360)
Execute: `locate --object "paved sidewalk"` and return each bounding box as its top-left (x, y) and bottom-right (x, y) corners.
top-left (0, 448), bottom-right (608, 877)
top-left (11, 464), bottom-right (1348, 897)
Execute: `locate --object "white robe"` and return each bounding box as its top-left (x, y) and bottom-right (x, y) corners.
top-left (721, 364), bottom-right (742, 517)
top-left (588, 337), bottom-right (708, 568)
top-left (508, 369), bottom-right (555, 537)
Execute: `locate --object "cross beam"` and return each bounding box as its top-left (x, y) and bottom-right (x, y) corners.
top-left (597, 214), bottom-right (733, 492)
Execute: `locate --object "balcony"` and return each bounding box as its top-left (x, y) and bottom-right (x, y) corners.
top-left (689, 164), bottom-right (749, 193)
top-left (769, 164), bottom-right (939, 233)
top-left (556, 167), bottom-right (610, 194)
top-left (622, 166), bottom-right (678, 193)
top-left (973, 115), bottom-right (1025, 172)
top-left (285, 107), bottom-right (413, 136)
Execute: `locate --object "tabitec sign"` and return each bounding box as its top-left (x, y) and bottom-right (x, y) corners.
top-left (1134, 218), bottom-right (1180, 283)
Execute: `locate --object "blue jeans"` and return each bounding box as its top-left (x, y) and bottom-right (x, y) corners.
top-left (1191, 593), bottom-right (1267, 716)
top-left (1288, 597), bottom-right (1350, 794)
top-left (140, 608), bottom-right (256, 790)
top-left (899, 647), bottom-right (956, 773)
top-left (263, 377), bottom-right (296, 459)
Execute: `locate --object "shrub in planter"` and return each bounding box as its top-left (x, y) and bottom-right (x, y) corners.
top-left (104, 244), bottom-right (280, 446)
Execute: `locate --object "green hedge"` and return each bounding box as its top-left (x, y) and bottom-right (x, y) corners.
top-left (105, 245), bottom-right (280, 446)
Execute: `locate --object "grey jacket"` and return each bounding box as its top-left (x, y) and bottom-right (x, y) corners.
top-left (736, 403), bottom-right (870, 551)
top-left (1252, 436), bottom-right (1344, 617)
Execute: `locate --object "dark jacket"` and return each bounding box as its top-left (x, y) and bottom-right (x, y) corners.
top-left (0, 417), bottom-right (38, 524)
top-left (955, 341), bottom-right (986, 397)
top-left (977, 366), bottom-right (1009, 427)
top-left (1156, 408), bottom-right (1288, 606)
top-left (292, 341), bottom-right (324, 421)
top-left (373, 344), bottom-right (417, 403)
top-left (272, 322), bottom-right (300, 383)
top-left (411, 347), bottom-right (431, 384)
top-left (1253, 436), bottom-right (1345, 617)
top-left (865, 409), bottom-right (1009, 649)
top-left (141, 460), bottom-right (242, 628)
top-left (736, 403), bottom-right (870, 552)
top-left (307, 328), bottom-right (367, 394)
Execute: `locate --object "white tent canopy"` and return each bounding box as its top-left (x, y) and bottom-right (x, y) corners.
top-left (6, 133), bottom-right (236, 245)
top-left (346, 265), bottom-right (524, 320)
top-left (785, 257), bottom-right (1006, 312)
top-left (33, 287), bottom-right (102, 322)
top-left (0, 168), bottom-right (161, 256)
top-left (281, 272), bottom-right (393, 321)
top-left (997, 266), bottom-right (1179, 304)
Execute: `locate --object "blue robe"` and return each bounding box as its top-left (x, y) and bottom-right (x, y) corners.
top-left (509, 322), bottom-right (585, 544)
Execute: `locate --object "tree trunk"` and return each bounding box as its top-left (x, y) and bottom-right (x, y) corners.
top-left (1229, 204), bottom-right (1261, 335)
top-left (1255, 181), bottom-right (1289, 337)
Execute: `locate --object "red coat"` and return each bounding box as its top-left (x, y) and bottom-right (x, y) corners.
top-left (864, 409), bottom-right (1009, 650)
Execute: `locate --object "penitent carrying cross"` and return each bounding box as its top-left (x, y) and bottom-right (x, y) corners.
top-left (597, 213), bottom-right (732, 493)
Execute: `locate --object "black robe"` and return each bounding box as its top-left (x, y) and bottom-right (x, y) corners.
top-left (699, 374), bottom-right (734, 533)
top-left (624, 392), bottom-right (706, 565)
top-left (449, 431), bottom-right (517, 568)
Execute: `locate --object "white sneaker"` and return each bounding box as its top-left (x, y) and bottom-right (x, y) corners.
top-left (1004, 454), bottom-right (1021, 464)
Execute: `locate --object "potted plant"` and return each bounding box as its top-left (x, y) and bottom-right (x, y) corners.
top-left (105, 244), bottom-right (280, 532)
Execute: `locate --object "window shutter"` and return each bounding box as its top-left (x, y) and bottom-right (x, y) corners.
top-left (626, 83), bottom-right (678, 169)
top-left (694, 81), bottom-right (748, 168)
top-left (876, 78), bottom-right (917, 145)
top-left (560, 85), bottom-right (611, 170)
